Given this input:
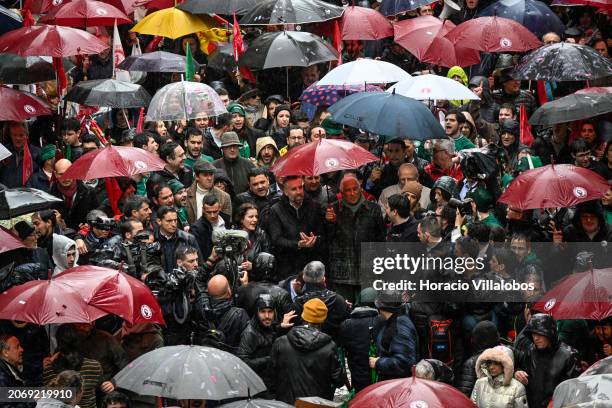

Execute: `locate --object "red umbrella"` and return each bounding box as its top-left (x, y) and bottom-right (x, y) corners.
top-left (0, 24), bottom-right (109, 57)
top-left (350, 376), bottom-right (477, 408)
top-left (270, 138), bottom-right (379, 177)
top-left (533, 268), bottom-right (612, 321)
top-left (102, 0), bottom-right (150, 14)
top-left (0, 86), bottom-right (53, 121)
top-left (55, 265), bottom-right (165, 325)
top-left (575, 86), bottom-right (611, 94)
top-left (394, 16), bottom-right (480, 68)
top-left (498, 164), bottom-right (610, 209)
top-left (0, 226), bottom-right (25, 253)
top-left (0, 280), bottom-right (108, 325)
top-left (341, 6), bottom-right (393, 40)
top-left (39, 0), bottom-right (132, 27)
top-left (59, 144), bottom-right (167, 180)
top-left (445, 16), bottom-right (541, 52)
top-left (145, 0), bottom-right (174, 9)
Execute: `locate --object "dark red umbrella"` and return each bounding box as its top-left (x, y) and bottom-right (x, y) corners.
top-left (445, 16), bottom-right (541, 52)
top-left (0, 226), bottom-right (25, 253)
top-left (0, 86), bottom-right (53, 121)
top-left (341, 6), bottom-right (393, 40)
top-left (498, 164), bottom-right (610, 209)
top-left (0, 24), bottom-right (109, 57)
top-left (350, 376), bottom-right (477, 408)
top-left (270, 138), bottom-right (379, 177)
top-left (102, 0), bottom-right (149, 14)
top-left (533, 268), bottom-right (612, 321)
top-left (59, 144), bottom-right (167, 180)
top-left (39, 0), bottom-right (132, 26)
top-left (394, 16), bottom-right (480, 68)
top-left (0, 279), bottom-right (108, 325)
top-left (55, 265), bottom-right (165, 325)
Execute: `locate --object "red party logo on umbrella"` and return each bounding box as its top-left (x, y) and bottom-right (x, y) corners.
top-left (573, 186), bottom-right (587, 198)
top-left (23, 105), bottom-right (36, 114)
top-left (420, 87), bottom-right (432, 95)
top-left (499, 37), bottom-right (513, 48)
top-left (544, 298), bottom-right (556, 311)
top-left (140, 304), bottom-right (153, 319)
top-left (134, 160), bottom-right (147, 169)
top-left (324, 157), bottom-right (339, 169)
top-left (410, 402), bottom-right (429, 408)
top-left (96, 8), bottom-right (108, 15)
top-left (52, 0), bottom-right (63, 5)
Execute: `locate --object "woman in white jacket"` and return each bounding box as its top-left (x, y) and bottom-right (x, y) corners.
top-left (471, 345), bottom-right (528, 408)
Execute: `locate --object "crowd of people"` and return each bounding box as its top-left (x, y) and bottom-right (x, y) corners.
top-left (0, 0), bottom-right (611, 406)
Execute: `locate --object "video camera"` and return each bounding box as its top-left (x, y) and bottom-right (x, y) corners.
top-left (90, 216), bottom-right (116, 231)
top-left (212, 229), bottom-right (249, 257)
top-left (448, 198), bottom-right (474, 217)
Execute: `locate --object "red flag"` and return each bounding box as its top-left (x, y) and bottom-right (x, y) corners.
top-left (22, 139), bottom-right (33, 186)
top-left (519, 104), bottom-right (534, 147)
top-left (105, 178), bottom-right (123, 216)
top-left (145, 36), bottom-right (163, 53)
top-left (536, 81), bottom-right (548, 106)
top-left (232, 13), bottom-right (245, 62)
top-left (53, 57), bottom-right (67, 96)
top-left (332, 20), bottom-right (342, 66)
top-left (20, 6), bottom-right (36, 27)
top-left (136, 107), bottom-right (145, 133)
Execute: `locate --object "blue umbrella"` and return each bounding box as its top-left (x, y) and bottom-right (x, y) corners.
top-left (327, 91), bottom-right (445, 141)
top-left (379, 0), bottom-right (431, 16)
top-left (0, 5), bottom-right (22, 36)
top-left (478, 0), bottom-right (565, 39)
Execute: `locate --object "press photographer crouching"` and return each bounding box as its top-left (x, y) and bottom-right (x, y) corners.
top-left (109, 218), bottom-right (162, 281)
top-left (77, 210), bottom-right (119, 266)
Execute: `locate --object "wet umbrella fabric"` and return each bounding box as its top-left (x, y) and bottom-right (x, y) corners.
top-left (177, 0), bottom-right (259, 15)
top-left (219, 400), bottom-right (294, 408)
top-left (239, 0), bottom-right (344, 25)
top-left (478, 0), bottom-right (565, 39)
top-left (0, 144), bottom-right (11, 161)
top-left (341, 6), bottom-right (393, 40)
top-left (529, 88), bottom-right (612, 125)
top-left (387, 74), bottom-right (480, 101)
top-left (0, 54), bottom-right (75, 84)
top-left (327, 91), bottom-right (445, 141)
top-left (498, 164), bottom-right (610, 209)
top-left (129, 7), bottom-right (219, 40)
top-left (551, 375), bottom-right (612, 408)
top-left (64, 79), bottom-right (151, 108)
top-left (514, 42), bottom-right (612, 81)
top-left (238, 31), bottom-right (338, 69)
top-left (582, 356), bottom-right (612, 376)
top-left (299, 82), bottom-right (381, 107)
top-left (379, 0), bottom-right (431, 16)
top-left (0, 226), bottom-right (25, 254)
top-left (0, 188), bottom-right (63, 219)
top-left (38, 0), bottom-right (132, 26)
top-left (113, 345), bottom-right (266, 400)
top-left (118, 50), bottom-right (198, 72)
top-left (0, 5), bottom-right (23, 36)
top-left (0, 86), bottom-right (54, 121)
top-left (317, 58), bottom-right (411, 86)
top-left (207, 43), bottom-right (239, 71)
top-left (146, 81), bottom-right (227, 121)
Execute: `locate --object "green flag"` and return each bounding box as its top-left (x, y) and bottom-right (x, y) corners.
top-left (185, 44), bottom-right (195, 81)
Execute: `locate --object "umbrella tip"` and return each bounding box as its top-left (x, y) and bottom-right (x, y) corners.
top-left (392, 88), bottom-right (396, 95)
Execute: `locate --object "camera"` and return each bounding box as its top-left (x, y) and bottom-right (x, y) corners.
top-left (133, 231), bottom-right (151, 243)
top-left (212, 229), bottom-right (249, 257)
top-left (448, 198), bottom-right (474, 216)
top-left (91, 216), bottom-right (116, 231)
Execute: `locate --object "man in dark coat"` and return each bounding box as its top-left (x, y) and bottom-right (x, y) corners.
top-left (153, 206), bottom-right (201, 275)
top-left (270, 299), bottom-right (346, 404)
top-left (150, 141), bottom-right (194, 189)
top-left (0, 335), bottom-right (33, 408)
top-left (385, 193), bottom-right (419, 242)
top-left (455, 320), bottom-right (500, 396)
top-left (212, 132), bottom-right (256, 195)
top-left (266, 176), bottom-right (326, 279)
top-left (492, 68), bottom-right (537, 116)
top-left (26, 145), bottom-right (55, 193)
top-left (515, 314), bottom-right (580, 408)
top-left (0, 122), bottom-right (40, 188)
top-left (189, 194), bottom-right (231, 260)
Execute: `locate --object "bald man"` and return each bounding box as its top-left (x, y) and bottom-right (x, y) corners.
top-left (324, 174), bottom-right (386, 302)
top-left (50, 158), bottom-right (99, 231)
top-left (196, 274), bottom-right (249, 353)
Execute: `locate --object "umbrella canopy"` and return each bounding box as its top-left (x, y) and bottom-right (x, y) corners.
top-left (104, 0), bottom-right (149, 14)
top-left (146, 81), bottom-right (227, 121)
top-left (130, 7), bottom-right (218, 39)
top-left (177, 0), bottom-right (259, 15)
top-left (394, 17), bottom-right (481, 68)
top-left (300, 82), bottom-right (381, 107)
top-left (0, 54), bottom-right (75, 84)
top-left (239, 0), bottom-right (344, 25)
top-left (0, 24), bottom-right (110, 57)
top-left (379, 0), bottom-right (431, 16)
top-left (561, 0), bottom-right (612, 9)
top-left (317, 58), bottom-right (411, 86)
top-left (552, 374), bottom-right (612, 408)
top-left (582, 356), bottom-right (612, 376)
top-left (270, 138), bottom-right (379, 177)
top-left (207, 43), bottom-right (239, 71)
top-left (533, 268), bottom-right (612, 320)
top-left (38, 0), bottom-right (131, 26)
top-left (60, 145), bottom-right (166, 180)
top-left (445, 16), bottom-right (542, 52)
top-left (0, 86), bottom-right (53, 121)
top-left (498, 164), bottom-right (610, 209)
top-left (118, 50), bottom-right (198, 72)
top-left (387, 74), bottom-right (480, 101)
top-left (341, 6), bottom-right (393, 40)
top-left (0, 188), bottom-right (64, 219)
top-left (219, 400), bottom-right (293, 408)
top-left (529, 88), bottom-right (612, 125)
top-left (65, 79), bottom-right (151, 108)
top-left (113, 345), bottom-right (267, 400)
top-left (0, 144), bottom-right (11, 161)
top-left (478, 0), bottom-right (565, 38)
top-left (0, 226), bottom-right (25, 254)
top-left (239, 31), bottom-right (338, 69)
top-left (514, 42), bottom-right (612, 81)
top-left (350, 376), bottom-right (477, 408)
top-left (55, 265), bottom-right (165, 325)
top-left (0, 279), bottom-right (108, 325)
top-left (0, 5), bottom-right (23, 36)
top-left (328, 91), bottom-right (445, 141)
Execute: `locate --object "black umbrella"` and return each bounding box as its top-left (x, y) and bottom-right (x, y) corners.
top-left (0, 5), bottom-right (22, 36)
top-left (207, 43), bottom-right (239, 72)
top-left (239, 0), bottom-right (344, 25)
top-left (177, 0), bottom-right (259, 15)
top-left (117, 51), bottom-right (199, 73)
top-left (0, 54), bottom-right (75, 85)
top-left (0, 188), bottom-right (63, 219)
top-left (218, 399), bottom-right (293, 408)
top-left (65, 79), bottom-right (151, 108)
top-left (514, 42), bottom-right (612, 81)
top-left (529, 90), bottom-right (612, 125)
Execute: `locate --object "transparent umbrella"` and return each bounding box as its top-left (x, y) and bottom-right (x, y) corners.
top-left (146, 81), bottom-right (227, 122)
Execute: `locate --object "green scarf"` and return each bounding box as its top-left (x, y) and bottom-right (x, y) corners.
top-left (342, 194), bottom-right (366, 213)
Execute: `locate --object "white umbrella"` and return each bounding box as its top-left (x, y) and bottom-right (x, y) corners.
top-left (387, 74), bottom-right (480, 101)
top-left (317, 58), bottom-right (411, 86)
top-left (0, 143), bottom-right (11, 161)
top-left (146, 81), bottom-right (227, 122)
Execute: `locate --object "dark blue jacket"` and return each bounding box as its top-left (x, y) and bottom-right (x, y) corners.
top-left (25, 169), bottom-right (52, 192)
top-left (375, 313), bottom-right (418, 380)
top-left (0, 143), bottom-right (40, 188)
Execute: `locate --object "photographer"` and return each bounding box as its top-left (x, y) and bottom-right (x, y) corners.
top-left (110, 219), bottom-right (162, 281)
top-left (77, 210), bottom-right (119, 266)
top-left (191, 194), bottom-right (232, 260)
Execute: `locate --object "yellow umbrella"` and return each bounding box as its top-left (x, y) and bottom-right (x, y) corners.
top-left (130, 7), bottom-right (219, 39)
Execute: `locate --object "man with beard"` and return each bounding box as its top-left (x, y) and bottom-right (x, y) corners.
top-left (0, 335), bottom-right (31, 408)
top-left (184, 128), bottom-right (214, 169)
top-left (168, 179), bottom-right (190, 231)
top-left (122, 196), bottom-right (153, 230)
top-left (151, 141), bottom-right (194, 188)
top-left (186, 160), bottom-right (232, 223)
top-left (365, 138), bottom-right (412, 199)
top-left (212, 132), bottom-right (256, 194)
top-left (255, 137), bottom-right (280, 169)
top-left (445, 110), bottom-right (475, 152)
top-left (234, 168), bottom-right (277, 227)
